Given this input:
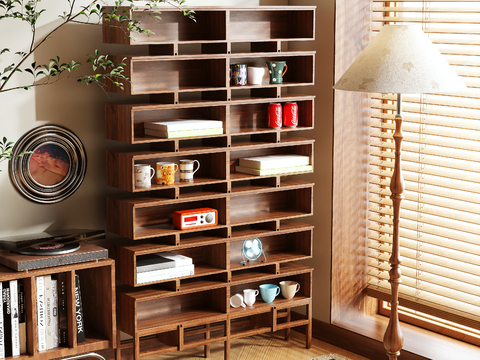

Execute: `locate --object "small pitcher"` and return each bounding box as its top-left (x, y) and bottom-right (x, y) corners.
top-left (266, 61), bottom-right (288, 84)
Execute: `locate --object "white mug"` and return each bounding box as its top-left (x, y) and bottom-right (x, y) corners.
top-left (179, 159), bottom-right (200, 183)
top-left (247, 67), bottom-right (265, 85)
top-left (134, 164), bottom-right (155, 188)
top-left (230, 293), bottom-right (246, 308)
top-left (243, 289), bottom-right (259, 307)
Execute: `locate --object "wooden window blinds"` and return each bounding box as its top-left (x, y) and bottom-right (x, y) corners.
top-left (366, 1), bottom-right (480, 331)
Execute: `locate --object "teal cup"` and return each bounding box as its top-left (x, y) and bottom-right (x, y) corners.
top-left (259, 284), bottom-right (281, 303)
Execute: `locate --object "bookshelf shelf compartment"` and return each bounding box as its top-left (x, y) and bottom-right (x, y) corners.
top-left (104, 6), bottom-right (315, 360)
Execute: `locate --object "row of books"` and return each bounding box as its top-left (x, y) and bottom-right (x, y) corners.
top-left (35, 273), bottom-right (85, 353)
top-left (136, 252), bottom-right (194, 285)
top-left (235, 154), bottom-right (312, 176)
top-left (0, 280), bottom-right (25, 358)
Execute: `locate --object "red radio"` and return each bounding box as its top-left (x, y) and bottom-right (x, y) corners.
top-left (173, 208), bottom-right (218, 230)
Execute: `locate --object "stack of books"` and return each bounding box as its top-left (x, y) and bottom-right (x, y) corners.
top-left (136, 252), bottom-right (194, 285)
top-left (235, 154), bottom-right (312, 176)
top-left (144, 120), bottom-right (223, 139)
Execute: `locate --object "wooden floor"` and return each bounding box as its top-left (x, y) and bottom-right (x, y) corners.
top-left (138, 330), bottom-right (371, 360)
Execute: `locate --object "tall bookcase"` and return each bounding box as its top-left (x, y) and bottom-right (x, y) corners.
top-left (103, 6), bottom-right (316, 360)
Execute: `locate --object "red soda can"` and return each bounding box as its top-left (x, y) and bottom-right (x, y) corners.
top-left (284, 102), bottom-right (298, 127)
top-left (268, 103), bottom-right (283, 128)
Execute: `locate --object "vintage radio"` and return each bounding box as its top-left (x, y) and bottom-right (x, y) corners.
top-left (173, 208), bottom-right (218, 230)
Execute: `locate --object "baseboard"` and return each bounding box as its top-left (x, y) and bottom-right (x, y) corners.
top-left (291, 313), bottom-right (429, 360)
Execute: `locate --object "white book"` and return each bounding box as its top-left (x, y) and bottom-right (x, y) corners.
top-left (235, 164), bottom-right (313, 176)
top-left (51, 279), bottom-right (59, 348)
top-left (136, 264), bottom-right (195, 284)
top-left (44, 275), bottom-right (53, 350)
top-left (9, 280), bottom-right (19, 357)
top-left (144, 127), bottom-right (223, 139)
top-left (238, 154), bottom-right (310, 170)
top-left (0, 282), bottom-right (4, 359)
top-left (136, 252), bottom-right (193, 273)
top-left (36, 276), bottom-right (46, 352)
top-left (144, 119), bottom-right (223, 132)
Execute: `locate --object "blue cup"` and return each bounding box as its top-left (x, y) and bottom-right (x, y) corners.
top-left (259, 284), bottom-right (280, 303)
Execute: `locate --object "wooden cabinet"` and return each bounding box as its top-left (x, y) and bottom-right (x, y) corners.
top-left (0, 260), bottom-right (115, 360)
top-left (103, 6), bottom-right (315, 360)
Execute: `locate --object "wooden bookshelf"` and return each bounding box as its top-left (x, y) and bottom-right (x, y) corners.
top-left (103, 6), bottom-right (315, 360)
top-left (0, 260), bottom-right (115, 360)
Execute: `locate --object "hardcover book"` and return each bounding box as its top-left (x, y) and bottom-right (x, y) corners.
top-left (56, 273), bottom-right (68, 347)
top-left (74, 275), bottom-right (85, 343)
top-left (144, 119), bottom-right (223, 132)
top-left (35, 276), bottom-right (46, 352)
top-left (238, 154), bottom-right (310, 170)
top-left (17, 283), bottom-right (26, 355)
top-left (0, 282), bottom-right (4, 358)
top-left (51, 279), bottom-right (59, 348)
top-left (44, 275), bottom-right (53, 350)
top-left (136, 264), bottom-right (195, 285)
top-left (235, 164), bottom-right (313, 176)
top-left (136, 252), bottom-right (193, 273)
top-left (2, 282), bottom-right (11, 357)
top-left (144, 127), bottom-right (223, 139)
top-left (9, 280), bottom-right (19, 356)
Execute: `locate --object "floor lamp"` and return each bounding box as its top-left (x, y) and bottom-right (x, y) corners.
top-left (333, 25), bottom-right (466, 360)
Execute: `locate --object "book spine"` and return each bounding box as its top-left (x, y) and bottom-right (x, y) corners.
top-left (74, 275), bottom-right (85, 343)
top-left (36, 276), bottom-right (46, 352)
top-left (56, 273), bottom-right (68, 347)
top-left (2, 282), bottom-right (11, 357)
top-left (0, 282), bottom-right (4, 359)
top-left (51, 279), bottom-right (59, 348)
top-left (136, 265), bottom-right (195, 284)
top-left (44, 275), bottom-right (53, 350)
top-left (17, 283), bottom-right (26, 355)
top-left (9, 280), bottom-right (19, 356)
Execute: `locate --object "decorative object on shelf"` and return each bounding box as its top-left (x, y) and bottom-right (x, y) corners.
top-left (230, 293), bottom-right (246, 308)
top-left (172, 208), bottom-right (218, 230)
top-left (333, 24), bottom-right (466, 360)
top-left (230, 63), bottom-right (247, 86)
top-left (240, 237), bottom-right (266, 265)
top-left (134, 163), bottom-right (155, 188)
top-left (156, 162), bottom-right (178, 185)
top-left (243, 289), bottom-right (259, 306)
top-left (179, 159), bottom-right (200, 183)
top-left (247, 66), bottom-right (265, 85)
top-left (9, 125), bottom-right (87, 204)
top-left (144, 119), bottom-right (223, 139)
top-left (279, 280), bottom-right (300, 300)
top-left (259, 284), bottom-right (280, 303)
top-left (283, 102), bottom-right (298, 128)
top-left (268, 103), bottom-right (283, 128)
top-left (266, 61), bottom-right (287, 84)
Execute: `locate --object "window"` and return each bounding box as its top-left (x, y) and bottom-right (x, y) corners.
top-left (366, 0), bottom-right (480, 344)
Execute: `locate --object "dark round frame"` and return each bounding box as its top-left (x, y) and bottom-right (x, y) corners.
top-left (9, 125), bottom-right (87, 204)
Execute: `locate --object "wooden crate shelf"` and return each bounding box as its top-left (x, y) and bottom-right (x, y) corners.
top-left (103, 6), bottom-right (315, 360)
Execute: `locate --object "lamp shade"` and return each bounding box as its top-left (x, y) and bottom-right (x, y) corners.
top-left (333, 25), bottom-right (466, 94)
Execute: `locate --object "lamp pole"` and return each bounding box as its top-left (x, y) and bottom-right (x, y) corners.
top-left (383, 93), bottom-right (405, 359)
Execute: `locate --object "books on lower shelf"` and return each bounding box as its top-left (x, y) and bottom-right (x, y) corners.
top-left (236, 154), bottom-right (312, 176)
top-left (136, 252), bottom-right (194, 284)
top-left (144, 119), bottom-right (223, 139)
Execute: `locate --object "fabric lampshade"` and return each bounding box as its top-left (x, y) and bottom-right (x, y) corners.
top-left (333, 24), bottom-right (467, 94)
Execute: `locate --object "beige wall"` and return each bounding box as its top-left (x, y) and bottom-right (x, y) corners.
top-left (0, 0), bottom-right (334, 323)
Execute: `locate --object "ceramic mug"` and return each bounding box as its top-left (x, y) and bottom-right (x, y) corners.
top-left (243, 289), bottom-right (259, 306)
top-left (230, 64), bottom-right (247, 86)
top-left (266, 61), bottom-right (288, 84)
top-left (230, 293), bottom-right (246, 308)
top-left (156, 162), bottom-right (178, 185)
top-left (279, 280), bottom-right (301, 300)
top-left (134, 164), bottom-right (155, 188)
top-left (179, 159), bottom-right (200, 183)
top-left (247, 67), bottom-right (265, 85)
top-left (259, 284), bottom-right (280, 304)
